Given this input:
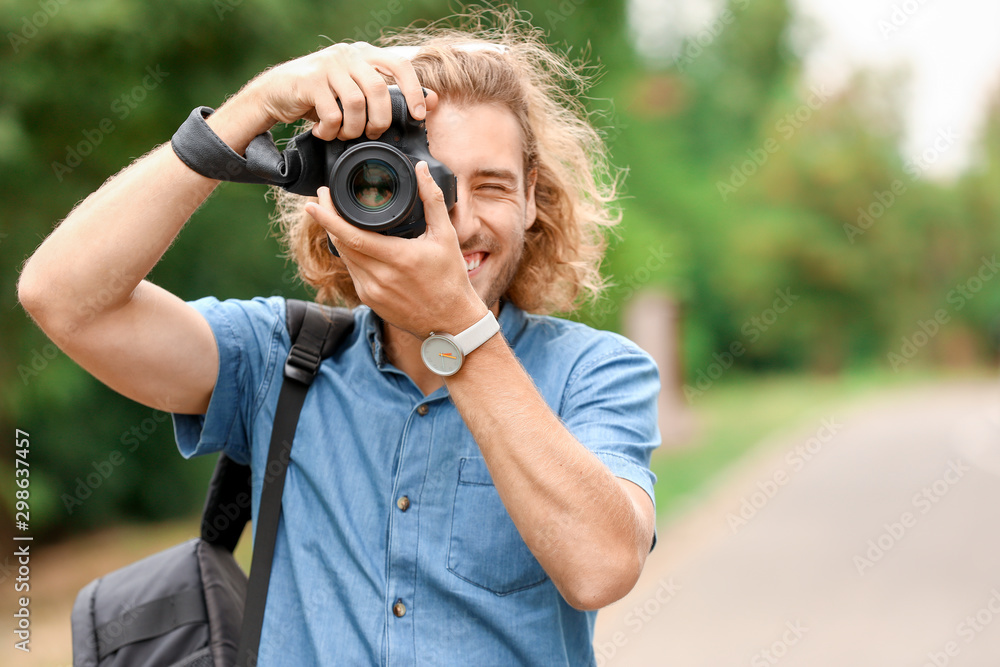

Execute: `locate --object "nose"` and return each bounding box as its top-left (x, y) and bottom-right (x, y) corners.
top-left (449, 185), bottom-right (480, 245)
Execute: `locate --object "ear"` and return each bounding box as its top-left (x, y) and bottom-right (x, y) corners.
top-left (524, 167), bottom-right (538, 231)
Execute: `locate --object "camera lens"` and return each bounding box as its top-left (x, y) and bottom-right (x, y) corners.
top-left (331, 143), bottom-right (416, 232)
top-left (349, 159), bottom-right (397, 211)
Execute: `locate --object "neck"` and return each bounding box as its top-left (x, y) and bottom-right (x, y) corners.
top-left (382, 301), bottom-right (502, 397)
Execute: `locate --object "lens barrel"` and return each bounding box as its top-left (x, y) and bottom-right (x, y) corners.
top-left (330, 143), bottom-right (416, 231)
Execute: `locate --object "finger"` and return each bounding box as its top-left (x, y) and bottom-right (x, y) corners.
top-left (362, 46), bottom-right (428, 120)
top-left (307, 186), bottom-right (357, 254)
top-left (311, 83), bottom-right (343, 141)
top-left (414, 161), bottom-right (453, 238)
top-left (329, 232), bottom-right (362, 279)
top-left (350, 67), bottom-right (392, 139)
top-left (305, 187), bottom-right (395, 263)
top-left (323, 227), bottom-right (374, 304)
top-left (325, 71), bottom-right (367, 141)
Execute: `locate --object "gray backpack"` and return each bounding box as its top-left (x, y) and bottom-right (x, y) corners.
top-left (71, 300), bottom-right (353, 666)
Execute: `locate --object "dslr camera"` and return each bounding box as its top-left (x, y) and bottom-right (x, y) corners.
top-left (173, 86), bottom-right (456, 252)
top-left (274, 85), bottom-right (457, 253)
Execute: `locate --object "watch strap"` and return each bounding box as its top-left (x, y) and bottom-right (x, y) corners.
top-left (453, 310), bottom-right (500, 356)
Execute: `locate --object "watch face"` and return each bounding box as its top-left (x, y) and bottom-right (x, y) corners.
top-left (421, 335), bottom-right (464, 376)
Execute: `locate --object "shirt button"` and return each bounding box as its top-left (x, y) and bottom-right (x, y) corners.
top-left (396, 495), bottom-right (410, 512)
top-left (393, 600), bottom-right (406, 618)
top-left (416, 404), bottom-right (429, 416)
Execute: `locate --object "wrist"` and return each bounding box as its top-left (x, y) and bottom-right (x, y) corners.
top-left (421, 308), bottom-right (501, 377)
top-left (434, 299), bottom-right (491, 338)
top-left (206, 84), bottom-right (276, 154)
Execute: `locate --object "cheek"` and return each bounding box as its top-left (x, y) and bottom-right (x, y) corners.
top-left (473, 197), bottom-right (528, 230)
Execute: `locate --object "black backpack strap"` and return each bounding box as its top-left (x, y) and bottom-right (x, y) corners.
top-left (200, 453), bottom-right (253, 552)
top-left (235, 299), bottom-right (353, 667)
top-left (200, 301), bottom-right (354, 549)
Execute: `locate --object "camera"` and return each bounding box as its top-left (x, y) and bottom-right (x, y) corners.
top-left (274, 85), bottom-right (457, 254)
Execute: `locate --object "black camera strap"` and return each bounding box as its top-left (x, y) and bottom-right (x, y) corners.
top-left (201, 299), bottom-right (354, 667)
top-left (170, 106), bottom-right (302, 186)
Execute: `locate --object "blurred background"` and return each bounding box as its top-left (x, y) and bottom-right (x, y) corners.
top-left (2, 0), bottom-right (999, 664)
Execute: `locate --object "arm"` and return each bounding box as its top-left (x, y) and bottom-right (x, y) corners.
top-left (17, 43), bottom-right (430, 414)
top-left (307, 165), bottom-right (657, 611)
top-left (17, 128), bottom-right (249, 414)
top-left (445, 335), bottom-right (657, 611)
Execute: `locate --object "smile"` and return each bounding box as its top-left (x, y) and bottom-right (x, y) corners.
top-left (464, 252), bottom-right (487, 273)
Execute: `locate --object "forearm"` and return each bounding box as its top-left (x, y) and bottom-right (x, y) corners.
top-left (18, 86), bottom-right (274, 336)
top-left (446, 334), bottom-right (652, 610)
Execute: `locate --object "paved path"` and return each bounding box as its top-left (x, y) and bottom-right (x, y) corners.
top-left (594, 378), bottom-right (1000, 666)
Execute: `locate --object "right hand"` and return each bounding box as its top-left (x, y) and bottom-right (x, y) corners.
top-left (243, 42), bottom-right (437, 142)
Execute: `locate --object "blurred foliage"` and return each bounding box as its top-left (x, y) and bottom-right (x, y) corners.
top-left (1, 0), bottom-right (998, 537)
top-left (584, 0), bottom-right (1000, 379)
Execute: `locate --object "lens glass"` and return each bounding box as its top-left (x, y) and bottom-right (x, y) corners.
top-left (349, 159), bottom-right (397, 211)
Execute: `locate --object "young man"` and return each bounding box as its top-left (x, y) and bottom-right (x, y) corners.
top-left (19, 17), bottom-right (660, 666)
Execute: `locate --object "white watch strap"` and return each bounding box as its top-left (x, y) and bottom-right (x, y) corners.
top-left (453, 311), bottom-right (500, 356)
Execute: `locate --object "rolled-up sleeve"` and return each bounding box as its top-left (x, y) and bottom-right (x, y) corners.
top-left (171, 296), bottom-right (284, 465)
top-left (559, 343), bottom-right (661, 510)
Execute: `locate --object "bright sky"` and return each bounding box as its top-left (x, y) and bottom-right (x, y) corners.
top-left (628, 0), bottom-right (1000, 177)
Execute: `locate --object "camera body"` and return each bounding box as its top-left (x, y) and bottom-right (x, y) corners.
top-left (280, 86), bottom-right (457, 250)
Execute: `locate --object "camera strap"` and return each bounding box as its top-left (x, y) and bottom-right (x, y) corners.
top-left (234, 299), bottom-right (354, 667)
top-left (170, 106), bottom-right (302, 186)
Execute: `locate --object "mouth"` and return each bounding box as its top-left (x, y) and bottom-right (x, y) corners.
top-left (463, 251), bottom-right (488, 275)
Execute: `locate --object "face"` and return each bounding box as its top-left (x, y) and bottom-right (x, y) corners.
top-left (424, 101), bottom-right (537, 310)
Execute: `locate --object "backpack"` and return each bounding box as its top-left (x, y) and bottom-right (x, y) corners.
top-left (71, 299), bottom-right (354, 667)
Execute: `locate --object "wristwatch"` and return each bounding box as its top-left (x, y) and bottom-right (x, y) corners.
top-left (420, 310), bottom-right (500, 376)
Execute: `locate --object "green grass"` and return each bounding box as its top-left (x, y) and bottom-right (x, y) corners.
top-left (649, 367), bottom-right (993, 521)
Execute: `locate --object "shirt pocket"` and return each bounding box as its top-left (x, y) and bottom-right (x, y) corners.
top-left (447, 457), bottom-right (550, 595)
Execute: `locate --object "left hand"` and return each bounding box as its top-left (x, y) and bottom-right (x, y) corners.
top-left (305, 161), bottom-right (486, 339)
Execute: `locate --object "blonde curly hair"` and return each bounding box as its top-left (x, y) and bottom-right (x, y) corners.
top-left (273, 8), bottom-right (621, 314)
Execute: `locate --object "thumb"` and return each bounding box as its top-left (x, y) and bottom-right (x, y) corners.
top-left (415, 161), bottom-right (453, 239)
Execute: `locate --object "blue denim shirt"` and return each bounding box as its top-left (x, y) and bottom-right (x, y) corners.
top-left (172, 296), bottom-right (659, 666)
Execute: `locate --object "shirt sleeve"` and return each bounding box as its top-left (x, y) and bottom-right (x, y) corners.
top-left (171, 296), bottom-right (286, 465)
top-left (559, 338), bottom-right (661, 511)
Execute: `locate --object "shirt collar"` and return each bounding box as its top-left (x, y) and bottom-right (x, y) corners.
top-left (362, 300), bottom-right (529, 368)
top-left (362, 307), bottom-right (388, 367)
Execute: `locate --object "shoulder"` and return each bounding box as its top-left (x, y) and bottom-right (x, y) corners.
top-left (186, 295), bottom-right (288, 336)
top-left (189, 296), bottom-right (370, 349)
top-left (509, 307), bottom-right (657, 384)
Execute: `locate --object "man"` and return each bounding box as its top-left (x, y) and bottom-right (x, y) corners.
top-left (18, 14), bottom-right (660, 665)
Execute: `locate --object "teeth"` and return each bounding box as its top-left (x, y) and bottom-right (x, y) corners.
top-left (465, 254), bottom-right (482, 272)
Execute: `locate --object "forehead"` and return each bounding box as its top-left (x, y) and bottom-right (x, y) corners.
top-left (425, 102), bottom-right (524, 180)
